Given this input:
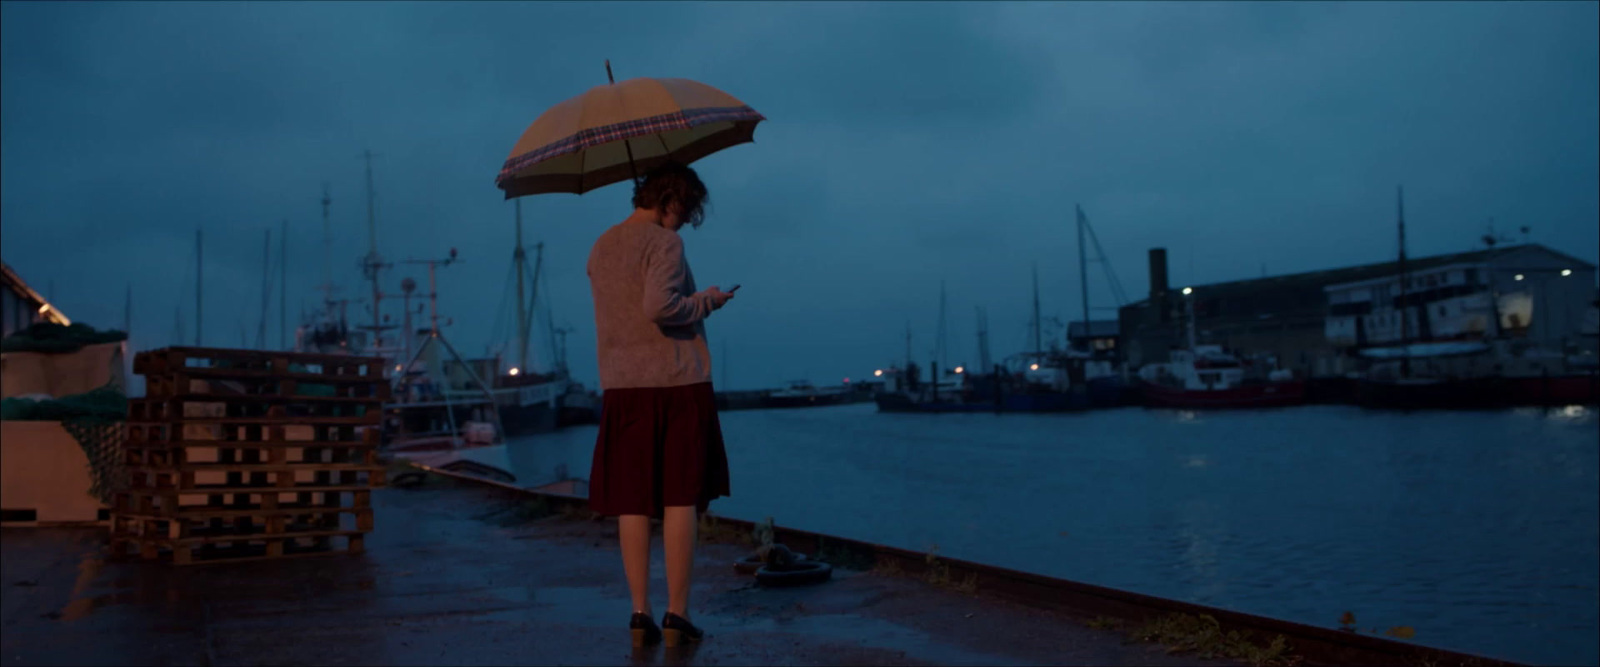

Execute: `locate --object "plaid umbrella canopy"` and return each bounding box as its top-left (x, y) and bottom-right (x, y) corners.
top-left (496, 63), bottom-right (766, 199)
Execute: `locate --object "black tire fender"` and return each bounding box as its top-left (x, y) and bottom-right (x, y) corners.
top-left (755, 561), bottom-right (833, 587)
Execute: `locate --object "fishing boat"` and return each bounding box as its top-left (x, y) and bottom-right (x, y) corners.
top-left (486, 199), bottom-right (592, 436)
top-left (288, 155), bottom-right (512, 485)
top-left (761, 380), bottom-right (853, 409)
top-left (1138, 344), bottom-right (1306, 409)
top-left (1066, 204), bottom-right (1133, 407)
top-left (873, 361), bottom-right (992, 413)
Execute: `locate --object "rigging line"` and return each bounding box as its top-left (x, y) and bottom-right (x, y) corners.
top-left (1082, 218), bottom-right (1130, 307)
top-left (537, 273), bottom-right (557, 373)
top-left (486, 259), bottom-right (517, 354)
top-left (173, 239), bottom-right (196, 341)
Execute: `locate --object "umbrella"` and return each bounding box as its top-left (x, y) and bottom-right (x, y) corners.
top-left (496, 61), bottom-right (766, 199)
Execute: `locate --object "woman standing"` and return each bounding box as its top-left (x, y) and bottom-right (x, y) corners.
top-left (585, 162), bottom-right (735, 647)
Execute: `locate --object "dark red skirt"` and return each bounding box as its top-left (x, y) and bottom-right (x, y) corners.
top-left (588, 382), bottom-right (730, 519)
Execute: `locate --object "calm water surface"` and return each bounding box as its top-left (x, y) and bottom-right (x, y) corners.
top-left (505, 403), bottom-right (1599, 666)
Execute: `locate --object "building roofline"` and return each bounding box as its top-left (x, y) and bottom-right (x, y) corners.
top-left (1122, 243), bottom-right (1594, 308)
top-left (1, 260), bottom-right (70, 325)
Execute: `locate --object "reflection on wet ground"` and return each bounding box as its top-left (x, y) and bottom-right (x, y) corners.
top-left (1, 475), bottom-right (1224, 667)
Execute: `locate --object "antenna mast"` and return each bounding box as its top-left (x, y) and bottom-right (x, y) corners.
top-left (514, 199), bottom-right (529, 374)
top-left (1397, 185), bottom-right (1410, 377)
top-left (1031, 263), bottom-right (1042, 354)
top-left (1077, 205), bottom-right (1091, 350)
top-left (359, 150), bottom-right (393, 352)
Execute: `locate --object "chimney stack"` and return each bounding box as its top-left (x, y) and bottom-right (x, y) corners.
top-left (1148, 248), bottom-right (1169, 301)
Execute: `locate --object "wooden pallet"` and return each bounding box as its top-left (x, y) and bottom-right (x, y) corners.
top-left (143, 374), bottom-right (391, 401)
top-left (127, 419), bottom-right (380, 445)
top-left (128, 397), bottom-right (381, 424)
top-left (133, 347), bottom-right (386, 380)
top-left (123, 445), bottom-right (381, 469)
top-left (109, 528), bottom-right (366, 565)
top-left (117, 346), bottom-right (390, 565)
top-left (116, 484), bottom-right (372, 516)
top-left (113, 508), bottom-right (373, 540)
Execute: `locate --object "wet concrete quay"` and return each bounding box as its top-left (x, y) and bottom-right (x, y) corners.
top-left (2, 473), bottom-right (1227, 667)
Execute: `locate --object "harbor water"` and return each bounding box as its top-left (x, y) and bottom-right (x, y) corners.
top-left (502, 402), bottom-right (1600, 666)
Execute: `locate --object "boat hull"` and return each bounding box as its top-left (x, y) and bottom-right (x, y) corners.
top-left (1357, 373), bottom-right (1600, 410)
top-left (874, 388), bottom-right (1090, 413)
top-left (556, 390), bottom-right (600, 427)
top-left (874, 391), bottom-right (991, 413)
top-left (1139, 380), bottom-right (1307, 409)
top-left (1504, 373), bottom-right (1600, 407)
top-left (1086, 376), bottom-right (1127, 407)
top-left (761, 392), bottom-right (851, 409)
top-left (498, 401), bottom-right (559, 436)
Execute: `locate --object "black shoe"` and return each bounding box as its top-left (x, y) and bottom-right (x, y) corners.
top-left (661, 612), bottom-right (704, 647)
top-left (631, 612), bottom-right (662, 647)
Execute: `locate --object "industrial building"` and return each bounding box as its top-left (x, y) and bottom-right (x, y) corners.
top-left (1118, 244), bottom-right (1597, 377)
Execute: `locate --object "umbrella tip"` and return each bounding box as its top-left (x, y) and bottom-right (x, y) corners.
top-left (605, 59), bottom-right (614, 84)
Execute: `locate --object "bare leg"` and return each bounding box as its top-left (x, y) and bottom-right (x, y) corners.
top-left (619, 514), bottom-right (652, 615)
top-left (662, 505), bottom-right (698, 618)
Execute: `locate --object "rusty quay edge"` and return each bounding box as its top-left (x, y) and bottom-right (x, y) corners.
top-left (404, 461), bottom-right (1521, 667)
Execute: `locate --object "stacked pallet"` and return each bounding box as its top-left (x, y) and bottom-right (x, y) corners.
top-left (110, 347), bottom-right (389, 565)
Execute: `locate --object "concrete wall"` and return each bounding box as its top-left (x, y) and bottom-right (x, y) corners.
top-left (0, 342), bottom-right (127, 399)
top-left (0, 421), bottom-right (106, 524)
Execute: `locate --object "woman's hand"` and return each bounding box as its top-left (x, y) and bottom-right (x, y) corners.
top-left (704, 286), bottom-right (737, 310)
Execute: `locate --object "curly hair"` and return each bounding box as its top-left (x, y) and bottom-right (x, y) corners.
top-left (632, 162), bottom-right (710, 228)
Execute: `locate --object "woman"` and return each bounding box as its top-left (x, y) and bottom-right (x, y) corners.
top-left (585, 161), bottom-right (735, 648)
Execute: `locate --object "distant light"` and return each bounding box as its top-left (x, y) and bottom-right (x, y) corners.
top-left (874, 369), bottom-right (884, 377)
top-left (509, 367), bottom-right (520, 376)
top-left (1515, 274), bottom-right (1525, 281)
top-left (1030, 363), bottom-right (1040, 371)
top-left (954, 366), bottom-right (964, 374)
top-left (394, 364), bottom-right (402, 372)
top-left (1182, 287), bottom-right (1193, 296)
top-left (1561, 269), bottom-right (1573, 277)
top-left (843, 378), bottom-right (850, 384)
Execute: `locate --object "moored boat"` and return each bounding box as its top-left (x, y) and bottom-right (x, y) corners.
top-left (1138, 345), bottom-right (1306, 409)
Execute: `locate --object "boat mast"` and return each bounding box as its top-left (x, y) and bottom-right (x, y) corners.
top-left (1031, 263), bottom-right (1042, 354)
top-left (195, 228), bottom-right (203, 346)
top-left (280, 219), bottom-right (287, 350)
top-left (257, 228), bottom-right (271, 348)
top-left (528, 241), bottom-right (546, 372)
top-left (937, 280), bottom-right (949, 369)
top-left (976, 306), bottom-right (992, 373)
top-left (320, 184), bottom-right (334, 306)
top-left (513, 198), bottom-right (529, 374)
top-left (904, 321), bottom-right (912, 371)
top-left (1397, 185), bottom-right (1410, 378)
top-left (360, 149), bottom-right (389, 352)
top-left (1077, 205), bottom-right (1091, 351)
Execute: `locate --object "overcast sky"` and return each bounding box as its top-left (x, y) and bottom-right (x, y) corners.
top-left (3, 1), bottom-right (1596, 390)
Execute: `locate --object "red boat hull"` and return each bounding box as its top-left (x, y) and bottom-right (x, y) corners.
top-left (1139, 380), bottom-right (1307, 409)
top-left (1505, 374), bottom-right (1600, 406)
